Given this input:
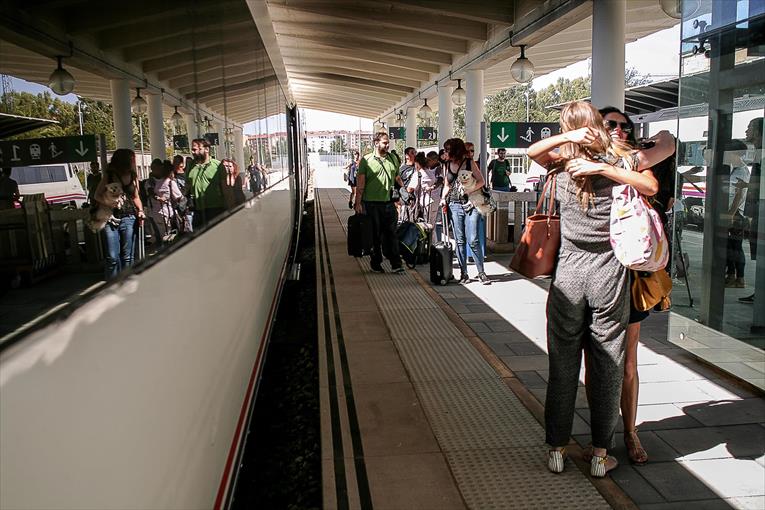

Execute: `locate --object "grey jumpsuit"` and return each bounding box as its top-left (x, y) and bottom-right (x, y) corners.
top-left (544, 166), bottom-right (630, 450)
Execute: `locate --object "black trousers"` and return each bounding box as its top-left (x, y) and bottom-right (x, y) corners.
top-left (364, 201), bottom-right (401, 268)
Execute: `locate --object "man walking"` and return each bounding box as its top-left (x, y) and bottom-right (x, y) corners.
top-left (188, 138), bottom-right (224, 229)
top-left (740, 117), bottom-right (762, 303)
top-left (354, 131), bottom-right (405, 273)
top-left (488, 148), bottom-right (512, 191)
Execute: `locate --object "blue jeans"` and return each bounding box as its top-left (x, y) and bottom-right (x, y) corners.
top-left (493, 185), bottom-right (511, 192)
top-left (448, 203), bottom-right (484, 275)
top-left (104, 215), bottom-right (136, 279)
top-left (467, 214), bottom-right (486, 261)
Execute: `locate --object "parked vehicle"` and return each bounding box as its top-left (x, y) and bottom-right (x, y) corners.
top-left (11, 163), bottom-right (87, 207)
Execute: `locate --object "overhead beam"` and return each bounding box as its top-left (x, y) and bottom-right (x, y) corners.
top-left (277, 34), bottom-right (452, 65)
top-left (273, 21), bottom-right (468, 54)
top-left (279, 47), bottom-right (441, 74)
top-left (292, 66), bottom-right (422, 89)
top-left (290, 80), bottom-right (404, 101)
top-left (268, 1), bottom-right (487, 41)
top-left (187, 76), bottom-right (279, 102)
top-left (156, 50), bottom-right (267, 82)
top-left (387, 0), bottom-right (514, 25)
top-left (288, 73), bottom-right (413, 95)
top-left (178, 70), bottom-right (276, 96)
top-left (122, 24), bottom-right (258, 63)
top-left (288, 72), bottom-right (415, 94)
top-left (143, 44), bottom-right (265, 73)
top-left (168, 61), bottom-right (272, 90)
top-left (284, 59), bottom-right (430, 83)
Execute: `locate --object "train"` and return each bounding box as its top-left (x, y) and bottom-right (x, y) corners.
top-left (0, 106), bottom-right (309, 509)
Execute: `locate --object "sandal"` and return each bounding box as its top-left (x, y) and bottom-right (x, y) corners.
top-left (590, 453), bottom-right (618, 478)
top-left (548, 448), bottom-right (566, 474)
top-left (625, 430), bottom-right (648, 464)
top-left (582, 444), bottom-right (593, 463)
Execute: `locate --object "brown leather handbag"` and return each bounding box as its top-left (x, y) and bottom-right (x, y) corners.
top-left (509, 173), bottom-right (560, 278)
top-left (631, 270), bottom-right (672, 312)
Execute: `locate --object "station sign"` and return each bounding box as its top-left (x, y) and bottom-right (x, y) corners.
top-left (417, 127), bottom-right (436, 141)
top-left (173, 135), bottom-right (189, 150)
top-left (0, 135), bottom-right (97, 167)
top-left (204, 132), bottom-right (219, 146)
top-left (489, 122), bottom-right (560, 149)
top-left (389, 127), bottom-right (405, 140)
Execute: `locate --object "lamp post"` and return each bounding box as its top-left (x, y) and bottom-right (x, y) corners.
top-left (524, 89), bottom-right (530, 122)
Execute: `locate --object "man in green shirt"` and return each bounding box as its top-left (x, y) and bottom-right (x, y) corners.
top-left (488, 148), bottom-right (512, 191)
top-left (188, 138), bottom-right (225, 229)
top-left (354, 131), bottom-right (405, 273)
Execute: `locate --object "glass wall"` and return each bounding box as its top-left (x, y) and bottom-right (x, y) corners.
top-left (674, 0), bottom-right (764, 349)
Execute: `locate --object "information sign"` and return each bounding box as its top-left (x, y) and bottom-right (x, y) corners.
top-left (417, 127), bottom-right (436, 141)
top-left (0, 135), bottom-right (97, 167)
top-left (389, 127), bottom-right (405, 140)
top-left (173, 135), bottom-right (189, 150)
top-left (489, 122), bottom-right (560, 149)
top-left (204, 132), bottom-right (220, 146)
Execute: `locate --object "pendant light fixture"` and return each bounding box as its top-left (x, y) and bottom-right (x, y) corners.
top-left (171, 106), bottom-right (183, 127)
top-left (48, 56), bottom-right (76, 96)
top-left (451, 78), bottom-right (466, 106)
top-left (510, 45), bottom-right (535, 83)
top-left (418, 97), bottom-right (432, 120)
top-left (131, 88), bottom-right (148, 115)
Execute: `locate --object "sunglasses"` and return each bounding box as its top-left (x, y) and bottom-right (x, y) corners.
top-left (605, 120), bottom-right (633, 133)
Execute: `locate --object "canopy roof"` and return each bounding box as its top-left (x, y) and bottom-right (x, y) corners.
top-left (0, 112), bottom-right (59, 139)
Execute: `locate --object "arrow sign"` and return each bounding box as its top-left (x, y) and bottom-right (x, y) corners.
top-left (490, 122), bottom-right (560, 148)
top-left (74, 140), bottom-right (89, 157)
top-left (497, 127), bottom-right (509, 142)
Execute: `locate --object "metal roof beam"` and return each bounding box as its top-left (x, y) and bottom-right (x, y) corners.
top-left (288, 72), bottom-right (415, 94)
top-left (122, 24), bottom-right (258, 63)
top-left (284, 61), bottom-right (429, 85)
top-left (279, 47), bottom-right (440, 74)
top-left (179, 70), bottom-right (276, 97)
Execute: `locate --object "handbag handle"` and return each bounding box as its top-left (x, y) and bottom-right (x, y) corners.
top-left (535, 171), bottom-right (557, 218)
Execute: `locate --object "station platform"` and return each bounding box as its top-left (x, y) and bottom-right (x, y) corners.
top-left (315, 187), bottom-right (765, 510)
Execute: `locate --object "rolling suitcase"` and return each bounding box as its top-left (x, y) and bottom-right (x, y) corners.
top-left (430, 206), bottom-right (453, 285)
top-left (347, 213), bottom-right (373, 257)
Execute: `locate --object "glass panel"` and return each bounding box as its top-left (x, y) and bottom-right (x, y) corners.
top-left (674, 0), bottom-right (765, 349)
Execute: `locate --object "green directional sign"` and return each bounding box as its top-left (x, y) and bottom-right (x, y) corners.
top-left (0, 135), bottom-right (97, 167)
top-left (389, 126), bottom-right (405, 140)
top-left (490, 122), bottom-right (560, 148)
top-left (417, 127), bottom-right (437, 141)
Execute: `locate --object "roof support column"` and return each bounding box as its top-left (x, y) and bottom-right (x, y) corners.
top-left (591, 0), bottom-right (626, 110)
top-left (438, 85), bottom-right (454, 147)
top-left (233, 126), bottom-right (244, 172)
top-left (184, 113), bottom-right (198, 140)
top-left (465, 70), bottom-right (484, 148)
top-left (406, 106), bottom-right (417, 148)
top-left (110, 79), bottom-right (134, 150)
top-left (147, 93), bottom-right (165, 161)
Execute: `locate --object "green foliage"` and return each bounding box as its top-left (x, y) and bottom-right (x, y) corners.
top-left (329, 136), bottom-right (346, 153)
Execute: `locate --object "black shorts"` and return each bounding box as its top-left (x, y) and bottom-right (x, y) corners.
top-left (629, 271), bottom-right (650, 324)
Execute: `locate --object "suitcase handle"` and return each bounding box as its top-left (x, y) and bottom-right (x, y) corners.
top-left (441, 205), bottom-right (450, 243)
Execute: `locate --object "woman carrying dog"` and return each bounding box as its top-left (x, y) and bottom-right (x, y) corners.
top-left (527, 101), bottom-right (671, 478)
top-left (94, 149), bottom-right (145, 279)
top-left (439, 137), bottom-right (490, 285)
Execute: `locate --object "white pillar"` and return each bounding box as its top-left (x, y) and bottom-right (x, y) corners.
top-left (183, 113), bottom-right (197, 140)
top-left (405, 106), bottom-right (417, 148)
top-left (465, 69), bottom-right (484, 147)
top-left (233, 127), bottom-right (245, 170)
top-left (147, 93), bottom-right (165, 160)
top-left (591, 0), bottom-right (626, 110)
top-left (110, 79), bottom-right (134, 150)
top-left (438, 85), bottom-right (454, 147)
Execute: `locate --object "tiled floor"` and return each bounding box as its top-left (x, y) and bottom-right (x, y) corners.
top-left (415, 256), bottom-right (765, 509)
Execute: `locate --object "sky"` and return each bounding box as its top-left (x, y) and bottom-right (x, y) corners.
top-left (6, 24), bottom-right (681, 134)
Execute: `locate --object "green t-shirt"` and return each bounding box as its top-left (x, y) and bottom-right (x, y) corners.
top-left (358, 152), bottom-right (400, 202)
top-left (489, 159), bottom-right (511, 188)
top-left (188, 158), bottom-right (224, 210)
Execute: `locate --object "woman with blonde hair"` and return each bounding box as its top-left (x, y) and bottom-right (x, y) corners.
top-left (527, 101), bottom-right (670, 477)
top-left (220, 158), bottom-right (246, 209)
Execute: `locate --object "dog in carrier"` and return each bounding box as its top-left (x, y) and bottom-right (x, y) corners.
top-left (88, 181), bottom-right (124, 232)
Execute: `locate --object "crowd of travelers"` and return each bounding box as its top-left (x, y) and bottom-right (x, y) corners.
top-left (348, 101), bottom-right (735, 479)
top-left (88, 138), bottom-right (269, 279)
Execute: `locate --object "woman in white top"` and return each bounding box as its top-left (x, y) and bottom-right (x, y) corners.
top-left (407, 152), bottom-right (441, 229)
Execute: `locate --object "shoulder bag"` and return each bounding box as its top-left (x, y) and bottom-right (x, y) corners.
top-left (509, 172), bottom-right (560, 278)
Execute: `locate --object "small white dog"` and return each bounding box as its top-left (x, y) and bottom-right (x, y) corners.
top-left (88, 182), bottom-right (124, 232)
top-left (457, 168), bottom-right (493, 216)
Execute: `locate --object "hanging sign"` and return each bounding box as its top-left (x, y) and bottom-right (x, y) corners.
top-left (0, 135), bottom-right (97, 167)
top-left (490, 122), bottom-right (560, 148)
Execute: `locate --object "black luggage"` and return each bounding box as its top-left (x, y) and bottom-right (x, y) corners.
top-left (347, 213), bottom-right (373, 257)
top-left (430, 206), bottom-right (453, 285)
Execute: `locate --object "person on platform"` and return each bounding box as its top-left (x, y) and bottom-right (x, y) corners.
top-left (353, 131), bottom-right (405, 273)
top-left (221, 158), bottom-right (246, 209)
top-left (86, 160), bottom-right (101, 203)
top-left (0, 168), bottom-right (20, 210)
top-left (188, 138), bottom-right (224, 228)
top-left (488, 148), bottom-right (512, 192)
top-left (740, 117), bottom-right (762, 304)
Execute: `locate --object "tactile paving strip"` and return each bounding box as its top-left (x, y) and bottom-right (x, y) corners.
top-left (446, 448), bottom-right (610, 510)
top-left (321, 189), bottom-right (609, 508)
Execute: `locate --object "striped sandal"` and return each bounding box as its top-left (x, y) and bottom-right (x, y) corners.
top-left (548, 448), bottom-right (566, 474)
top-left (590, 453), bottom-right (618, 478)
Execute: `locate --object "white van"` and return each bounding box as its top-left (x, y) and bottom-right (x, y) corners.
top-left (11, 163), bottom-right (87, 208)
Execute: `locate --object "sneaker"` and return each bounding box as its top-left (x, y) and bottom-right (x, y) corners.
top-left (734, 278), bottom-right (746, 288)
top-left (739, 293), bottom-right (755, 303)
top-left (478, 272), bottom-right (491, 285)
top-left (547, 448), bottom-right (566, 474)
top-left (370, 263), bottom-right (384, 273)
top-left (459, 272), bottom-right (470, 283)
top-left (590, 454), bottom-right (618, 478)
top-left (391, 266), bottom-right (405, 273)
